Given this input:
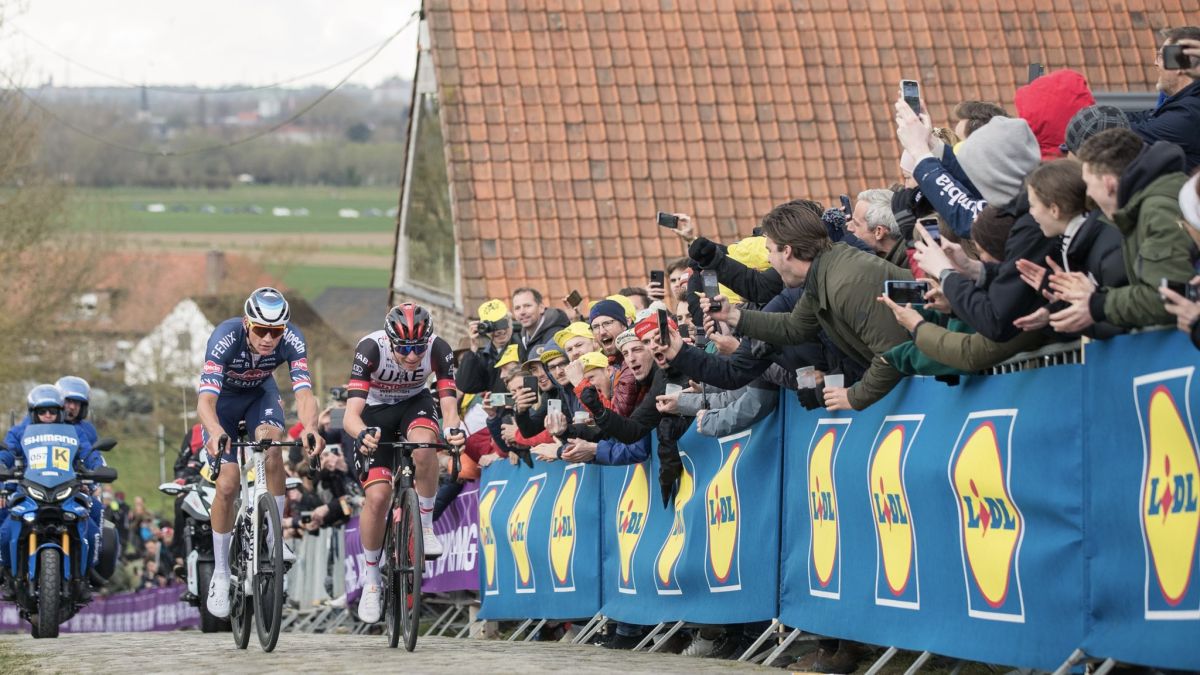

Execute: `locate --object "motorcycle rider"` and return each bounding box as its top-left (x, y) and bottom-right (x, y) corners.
top-left (195, 287), bottom-right (324, 620)
top-left (0, 385), bottom-right (104, 599)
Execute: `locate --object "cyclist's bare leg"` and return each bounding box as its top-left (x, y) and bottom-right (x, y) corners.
top-left (254, 424), bottom-right (287, 499)
top-left (210, 459), bottom-right (239, 533)
top-left (407, 427), bottom-right (440, 500)
top-left (359, 482), bottom-right (392, 553)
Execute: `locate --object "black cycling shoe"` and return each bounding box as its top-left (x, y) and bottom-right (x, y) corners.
top-left (602, 632), bottom-right (643, 650)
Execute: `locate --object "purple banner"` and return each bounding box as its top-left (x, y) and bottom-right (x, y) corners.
top-left (342, 483), bottom-right (480, 603)
top-left (0, 586), bottom-right (199, 633)
top-left (423, 483), bottom-right (480, 593)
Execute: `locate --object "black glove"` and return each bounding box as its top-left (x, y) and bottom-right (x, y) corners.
top-left (579, 385), bottom-right (605, 416)
top-left (891, 187), bottom-right (922, 244)
top-left (656, 415), bottom-right (692, 509)
top-left (688, 237), bottom-right (720, 268)
top-left (797, 386), bottom-right (824, 411)
top-left (749, 338), bottom-right (778, 360)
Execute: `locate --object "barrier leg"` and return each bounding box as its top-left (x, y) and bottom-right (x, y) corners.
top-left (904, 651), bottom-right (933, 675)
top-left (507, 618), bottom-right (534, 641)
top-left (577, 615), bottom-right (608, 645)
top-left (1093, 659), bottom-right (1118, 675)
top-left (523, 619), bottom-right (548, 642)
top-left (633, 622), bottom-right (667, 651)
top-left (864, 646), bottom-right (899, 675)
top-left (571, 613), bottom-right (604, 644)
top-left (647, 621), bottom-right (686, 653)
top-left (437, 606), bottom-right (465, 636)
top-left (1052, 648), bottom-right (1087, 675)
top-left (423, 604), bottom-right (454, 636)
top-left (762, 627), bottom-right (803, 667)
top-left (738, 618), bottom-right (780, 662)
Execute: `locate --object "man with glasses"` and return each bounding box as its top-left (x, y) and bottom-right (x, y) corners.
top-left (588, 299), bottom-right (641, 416)
top-left (1132, 26), bottom-right (1200, 170)
top-left (341, 303), bottom-right (466, 624)
top-left (195, 287), bottom-right (324, 620)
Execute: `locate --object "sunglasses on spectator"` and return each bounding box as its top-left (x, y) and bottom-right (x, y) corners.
top-left (391, 341), bottom-right (429, 356)
top-left (248, 323), bottom-right (285, 338)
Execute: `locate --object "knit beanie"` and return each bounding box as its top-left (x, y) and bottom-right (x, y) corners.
top-left (970, 206), bottom-right (1018, 262)
top-left (588, 299), bottom-right (629, 328)
top-left (955, 117), bottom-right (1041, 207)
top-left (614, 329), bottom-right (639, 350)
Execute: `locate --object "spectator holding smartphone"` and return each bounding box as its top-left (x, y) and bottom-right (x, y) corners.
top-left (1160, 173), bottom-right (1200, 347)
top-left (1128, 27), bottom-right (1200, 171)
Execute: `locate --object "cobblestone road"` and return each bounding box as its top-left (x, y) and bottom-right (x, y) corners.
top-left (0, 632), bottom-right (781, 674)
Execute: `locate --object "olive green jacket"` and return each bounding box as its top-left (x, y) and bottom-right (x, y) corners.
top-left (736, 243), bottom-right (913, 410)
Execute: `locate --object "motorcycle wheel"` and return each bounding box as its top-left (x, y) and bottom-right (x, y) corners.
top-left (196, 561), bottom-right (226, 633)
top-left (35, 548), bottom-right (61, 639)
top-left (253, 492), bottom-right (284, 652)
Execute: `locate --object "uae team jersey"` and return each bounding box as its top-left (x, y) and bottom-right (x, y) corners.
top-left (198, 318), bottom-right (313, 396)
top-left (347, 330), bottom-right (457, 406)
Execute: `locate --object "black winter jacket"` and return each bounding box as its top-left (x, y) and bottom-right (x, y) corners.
top-left (1128, 79), bottom-right (1200, 172)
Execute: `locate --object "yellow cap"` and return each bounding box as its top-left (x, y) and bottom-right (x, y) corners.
top-left (728, 236), bottom-right (770, 271)
top-left (553, 321), bottom-right (593, 349)
top-left (478, 299), bottom-right (509, 322)
top-left (579, 351), bottom-right (609, 372)
top-left (494, 343), bottom-right (520, 369)
top-left (606, 294), bottom-right (637, 323)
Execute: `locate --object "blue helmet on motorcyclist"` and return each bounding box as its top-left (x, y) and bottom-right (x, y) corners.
top-left (55, 376), bottom-right (90, 422)
top-left (27, 384), bottom-right (65, 424)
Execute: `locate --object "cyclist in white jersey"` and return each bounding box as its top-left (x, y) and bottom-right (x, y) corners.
top-left (342, 303), bottom-right (465, 623)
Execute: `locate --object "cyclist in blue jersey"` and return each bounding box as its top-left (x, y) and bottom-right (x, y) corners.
top-left (195, 287), bottom-right (324, 620)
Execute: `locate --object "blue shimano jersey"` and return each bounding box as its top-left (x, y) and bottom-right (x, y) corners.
top-left (198, 318), bottom-right (312, 397)
top-left (0, 421), bottom-right (101, 471)
top-left (3, 416), bottom-right (97, 459)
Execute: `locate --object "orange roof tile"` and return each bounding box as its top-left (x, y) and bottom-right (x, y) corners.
top-left (424, 0), bottom-right (1193, 312)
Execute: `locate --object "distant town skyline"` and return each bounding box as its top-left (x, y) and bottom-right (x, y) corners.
top-left (0, 0), bottom-right (422, 88)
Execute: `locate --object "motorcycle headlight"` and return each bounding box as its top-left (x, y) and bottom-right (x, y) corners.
top-left (25, 486), bottom-right (47, 501)
top-left (55, 486), bottom-right (73, 501)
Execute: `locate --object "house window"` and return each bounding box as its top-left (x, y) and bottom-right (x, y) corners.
top-left (393, 21), bottom-right (457, 304)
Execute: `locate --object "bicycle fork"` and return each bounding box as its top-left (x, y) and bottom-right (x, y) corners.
top-left (240, 449), bottom-right (267, 598)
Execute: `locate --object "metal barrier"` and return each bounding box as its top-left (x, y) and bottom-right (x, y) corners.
top-left (983, 339), bottom-right (1084, 375)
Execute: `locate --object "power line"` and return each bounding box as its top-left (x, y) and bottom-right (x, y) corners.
top-left (7, 22), bottom-right (412, 95)
top-left (0, 12), bottom-right (418, 158)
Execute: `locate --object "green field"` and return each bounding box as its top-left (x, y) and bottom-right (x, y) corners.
top-left (271, 263), bottom-right (391, 298)
top-left (72, 186), bottom-right (400, 234)
top-left (104, 443), bottom-right (175, 516)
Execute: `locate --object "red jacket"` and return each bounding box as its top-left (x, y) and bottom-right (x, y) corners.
top-left (1015, 69), bottom-right (1094, 159)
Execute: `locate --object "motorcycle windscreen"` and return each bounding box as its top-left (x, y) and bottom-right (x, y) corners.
top-left (20, 423), bottom-right (81, 489)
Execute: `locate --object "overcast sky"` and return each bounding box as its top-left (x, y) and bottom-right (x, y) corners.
top-left (1, 0), bottom-right (422, 88)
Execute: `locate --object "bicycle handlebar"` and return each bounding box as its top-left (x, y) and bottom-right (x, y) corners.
top-left (355, 433), bottom-right (464, 482)
top-left (212, 433), bottom-right (319, 481)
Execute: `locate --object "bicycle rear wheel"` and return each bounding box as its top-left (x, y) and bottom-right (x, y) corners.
top-left (253, 492), bottom-right (284, 652)
top-left (398, 488), bottom-right (423, 652)
top-left (229, 509), bottom-right (252, 650)
top-left (383, 495), bottom-right (401, 649)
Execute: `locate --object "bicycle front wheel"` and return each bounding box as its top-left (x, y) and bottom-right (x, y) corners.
top-left (253, 492), bottom-right (284, 652)
top-left (398, 488), bottom-right (423, 652)
top-left (229, 507), bottom-right (253, 650)
top-left (383, 494), bottom-right (400, 649)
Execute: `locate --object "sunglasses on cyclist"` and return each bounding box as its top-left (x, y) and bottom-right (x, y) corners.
top-left (248, 323), bottom-right (285, 338)
top-left (391, 341), bottom-right (429, 356)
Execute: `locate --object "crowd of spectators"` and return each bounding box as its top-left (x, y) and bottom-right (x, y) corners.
top-left (434, 26), bottom-right (1200, 669)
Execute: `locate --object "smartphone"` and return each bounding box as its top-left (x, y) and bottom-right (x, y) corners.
top-left (839, 194), bottom-right (852, 218)
top-left (919, 217), bottom-right (941, 243)
top-left (547, 398), bottom-right (562, 415)
top-left (1162, 44), bottom-right (1194, 71)
top-left (649, 270), bottom-right (665, 287)
top-left (657, 211), bottom-right (679, 228)
top-left (701, 270), bottom-right (719, 298)
top-left (664, 383), bottom-right (683, 396)
top-left (678, 323), bottom-right (691, 339)
top-left (1161, 278), bottom-right (1200, 301)
top-left (490, 393), bottom-right (511, 407)
top-left (885, 279), bottom-right (932, 306)
top-left (565, 290), bottom-right (583, 307)
top-left (657, 308), bottom-right (670, 345)
top-left (300, 511), bottom-right (313, 525)
top-left (901, 79), bottom-right (921, 116)
top-left (522, 375), bottom-right (539, 392)
top-left (1028, 62), bottom-right (1044, 82)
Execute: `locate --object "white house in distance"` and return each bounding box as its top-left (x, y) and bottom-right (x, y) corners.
top-left (124, 298), bottom-right (215, 388)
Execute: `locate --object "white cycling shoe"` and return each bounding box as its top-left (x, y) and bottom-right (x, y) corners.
top-left (358, 583), bottom-right (382, 624)
top-left (207, 574), bottom-right (231, 619)
top-left (423, 527), bottom-right (443, 559)
top-left (282, 541), bottom-right (296, 563)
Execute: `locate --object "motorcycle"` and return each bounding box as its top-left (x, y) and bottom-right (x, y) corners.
top-left (159, 476), bottom-right (230, 633)
top-left (0, 425), bottom-right (118, 639)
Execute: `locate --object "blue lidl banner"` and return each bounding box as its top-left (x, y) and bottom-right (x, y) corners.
top-left (778, 365), bottom-right (1087, 671)
top-left (598, 410), bottom-right (782, 625)
top-left (476, 458), bottom-right (601, 620)
top-left (1083, 331), bottom-right (1200, 671)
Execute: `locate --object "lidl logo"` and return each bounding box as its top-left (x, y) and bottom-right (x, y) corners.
top-left (706, 430), bottom-right (748, 592)
top-left (507, 474), bottom-right (545, 594)
top-left (616, 462), bottom-right (650, 594)
top-left (868, 416), bottom-right (923, 610)
top-left (1134, 368), bottom-right (1200, 619)
top-left (807, 419), bottom-right (850, 599)
top-left (479, 481), bottom-right (506, 596)
top-left (549, 465), bottom-right (582, 593)
top-left (655, 452), bottom-right (695, 595)
top-left (949, 410), bottom-right (1025, 622)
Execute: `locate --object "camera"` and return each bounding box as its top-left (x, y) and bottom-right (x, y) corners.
top-left (329, 386), bottom-right (349, 403)
top-left (476, 319), bottom-right (507, 336)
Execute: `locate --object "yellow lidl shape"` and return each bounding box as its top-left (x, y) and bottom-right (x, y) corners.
top-left (1143, 387), bottom-right (1200, 605)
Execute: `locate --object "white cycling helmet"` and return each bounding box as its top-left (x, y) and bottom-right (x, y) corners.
top-left (244, 287), bottom-right (290, 327)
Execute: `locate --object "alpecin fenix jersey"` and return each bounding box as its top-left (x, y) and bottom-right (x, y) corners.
top-left (347, 330), bottom-right (456, 406)
top-left (198, 318), bottom-right (312, 396)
